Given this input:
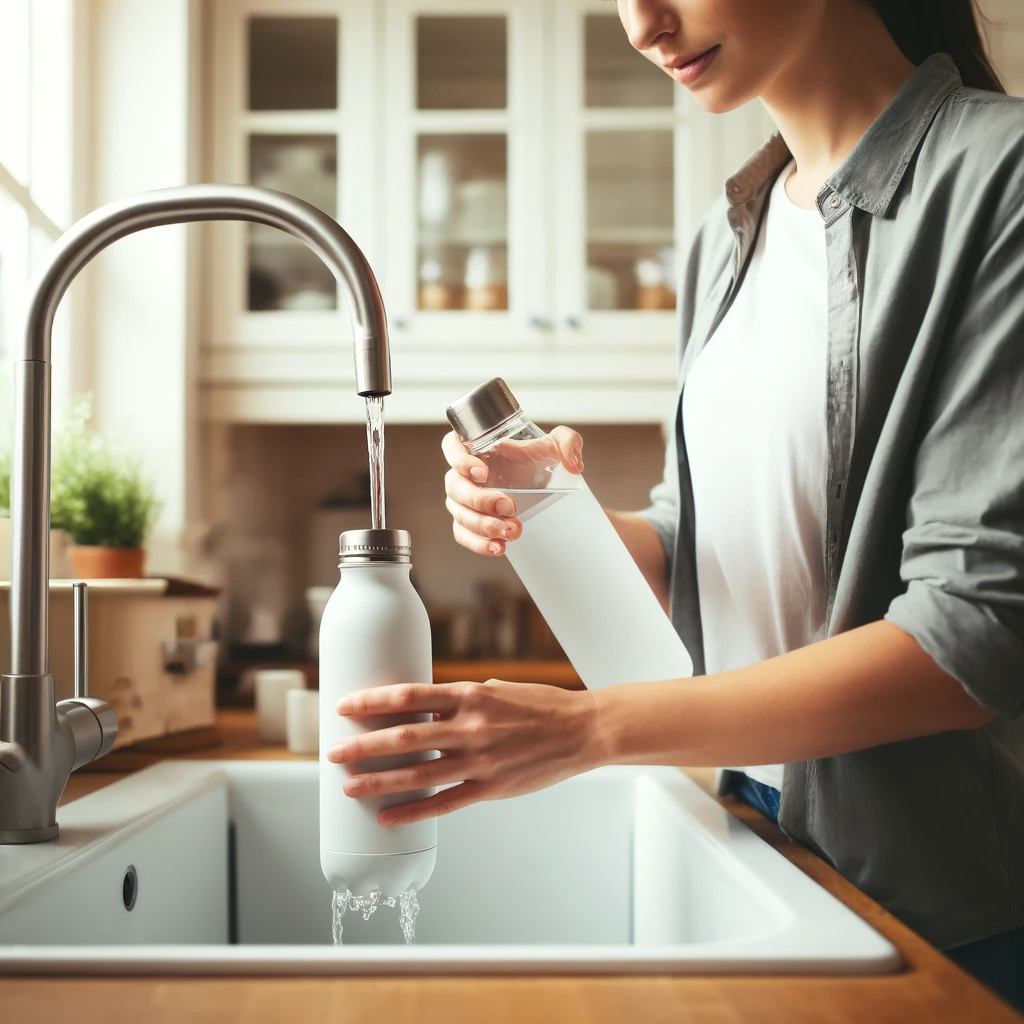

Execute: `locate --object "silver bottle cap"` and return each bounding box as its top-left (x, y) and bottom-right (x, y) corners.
top-left (339, 528), bottom-right (412, 565)
top-left (446, 378), bottom-right (521, 441)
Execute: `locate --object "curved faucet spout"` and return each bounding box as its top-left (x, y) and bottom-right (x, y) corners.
top-left (23, 183), bottom-right (391, 382)
top-left (12, 184), bottom-right (392, 679)
top-left (1, 185), bottom-right (393, 843)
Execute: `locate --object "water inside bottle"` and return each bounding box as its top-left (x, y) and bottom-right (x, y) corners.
top-left (365, 395), bottom-right (386, 529)
top-left (504, 487), bottom-right (692, 689)
top-left (332, 888), bottom-right (420, 945)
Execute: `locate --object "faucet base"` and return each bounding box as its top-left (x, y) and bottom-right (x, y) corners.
top-left (0, 823), bottom-right (58, 843)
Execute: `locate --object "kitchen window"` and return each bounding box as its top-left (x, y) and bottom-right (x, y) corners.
top-left (0, 0), bottom-right (77, 392)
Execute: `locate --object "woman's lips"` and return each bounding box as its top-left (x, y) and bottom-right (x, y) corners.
top-left (666, 45), bottom-right (720, 86)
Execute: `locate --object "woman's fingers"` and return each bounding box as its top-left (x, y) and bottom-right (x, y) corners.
top-left (378, 780), bottom-right (490, 827)
top-left (454, 520), bottom-right (505, 556)
top-left (342, 756), bottom-right (470, 798)
top-left (441, 430), bottom-right (488, 482)
top-left (328, 723), bottom-right (438, 764)
top-left (337, 682), bottom-right (460, 718)
top-left (548, 425), bottom-right (585, 473)
top-left (446, 497), bottom-right (521, 542)
top-left (328, 720), bottom-right (452, 764)
top-left (445, 468), bottom-right (516, 518)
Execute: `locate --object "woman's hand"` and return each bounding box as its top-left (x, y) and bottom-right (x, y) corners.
top-left (442, 426), bottom-right (584, 557)
top-left (327, 679), bottom-right (604, 826)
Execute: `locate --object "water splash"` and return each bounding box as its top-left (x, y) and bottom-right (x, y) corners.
top-left (365, 395), bottom-right (386, 530)
top-left (331, 889), bottom-right (348, 945)
top-left (331, 887), bottom-right (419, 945)
top-left (398, 887), bottom-right (420, 944)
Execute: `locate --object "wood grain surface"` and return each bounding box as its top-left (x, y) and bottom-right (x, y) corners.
top-left (3, 710), bottom-right (1019, 1024)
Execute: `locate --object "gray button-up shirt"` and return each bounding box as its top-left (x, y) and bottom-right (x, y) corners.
top-left (642, 54), bottom-right (1024, 948)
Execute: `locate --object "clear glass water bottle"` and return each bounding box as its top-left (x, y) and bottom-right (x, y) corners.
top-left (446, 379), bottom-right (692, 689)
top-left (319, 528), bottom-right (437, 897)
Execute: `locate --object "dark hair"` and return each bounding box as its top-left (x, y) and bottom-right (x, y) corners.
top-left (867, 0), bottom-right (1005, 93)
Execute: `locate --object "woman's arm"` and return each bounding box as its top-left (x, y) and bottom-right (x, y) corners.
top-left (327, 619), bottom-right (994, 826)
top-left (594, 619), bottom-right (993, 768)
top-left (605, 510), bottom-right (670, 609)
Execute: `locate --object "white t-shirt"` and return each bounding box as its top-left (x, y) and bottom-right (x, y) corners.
top-left (682, 162), bottom-right (827, 791)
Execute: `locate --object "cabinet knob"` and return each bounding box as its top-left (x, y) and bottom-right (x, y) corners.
top-left (527, 315), bottom-right (552, 331)
top-left (565, 316), bottom-right (583, 329)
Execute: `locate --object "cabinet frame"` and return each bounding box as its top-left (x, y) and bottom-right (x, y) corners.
top-left (208, 0), bottom-right (378, 351)
top-left (381, 0), bottom-right (550, 352)
top-left (551, 0), bottom-right (685, 351)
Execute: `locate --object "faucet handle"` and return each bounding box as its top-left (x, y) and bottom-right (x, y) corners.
top-left (73, 581), bottom-right (88, 699)
top-left (0, 742), bottom-right (25, 773)
top-left (57, 581), bottom-right (118, 769)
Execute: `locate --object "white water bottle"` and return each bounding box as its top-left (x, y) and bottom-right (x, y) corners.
top-left (446, 379), bottom-right (692, 689)
top-left (319, 528), bottom-right (437, 897)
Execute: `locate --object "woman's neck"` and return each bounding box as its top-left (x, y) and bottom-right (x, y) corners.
top-left (760, 4), bottom-right (917, 209)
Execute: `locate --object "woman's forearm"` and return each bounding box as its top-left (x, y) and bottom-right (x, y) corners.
top-left (591, 620), bottom-right (995, 768)
top-left (605, 510), bottom-right (670, 609)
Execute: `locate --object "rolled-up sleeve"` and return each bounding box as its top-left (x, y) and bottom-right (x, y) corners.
top-left (885, 180), bottom-right (1024, 719)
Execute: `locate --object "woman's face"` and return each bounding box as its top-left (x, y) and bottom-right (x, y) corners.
top-left (617, 0), bottom-right (829, 112)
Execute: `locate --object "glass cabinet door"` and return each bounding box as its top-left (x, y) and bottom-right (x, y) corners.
top-left (555, 2), bottom-right (683, 348)
top-left (383, 1), bottom-right (546, 347)
top-left (210, 1), bottom-right (376, 347)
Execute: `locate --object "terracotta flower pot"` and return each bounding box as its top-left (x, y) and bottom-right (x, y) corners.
top-left (68, 546), bottom-right (146, 580)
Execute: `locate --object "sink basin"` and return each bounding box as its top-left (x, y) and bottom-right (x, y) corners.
top-left (0, 761), bottom-right (898, 974)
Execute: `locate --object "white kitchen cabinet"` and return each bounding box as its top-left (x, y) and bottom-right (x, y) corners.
top-left (200, 0), bottom-right (773, 424)
top-left (981, 0), bottom-right (1024, 96)
top-left (207, 0), bottom-right (377, 350)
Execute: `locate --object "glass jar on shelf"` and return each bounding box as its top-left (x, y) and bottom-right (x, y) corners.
top-left (418, 247), bottom-right (461, 311)
top-left (634, 246), bottom-right (677, 311)
top-left (463, 246), bottom-right (507, 311)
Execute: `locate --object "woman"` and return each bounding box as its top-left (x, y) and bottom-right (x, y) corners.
top-left (328, 0), bottom-right (1024, 1006)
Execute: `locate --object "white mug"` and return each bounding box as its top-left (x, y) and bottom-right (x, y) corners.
top-left (254, 669), bottom-right (306, 743)
top-left (286, 687), bottom-right (320, 755)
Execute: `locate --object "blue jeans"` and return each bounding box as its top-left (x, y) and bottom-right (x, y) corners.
top-left (725, 769), bottom-right (1024, 1013)
top-left (722, 769), bottom-right (780, 824)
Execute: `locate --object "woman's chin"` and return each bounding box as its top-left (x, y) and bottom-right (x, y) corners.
top-left (687, 82), bottom-right (757, 115)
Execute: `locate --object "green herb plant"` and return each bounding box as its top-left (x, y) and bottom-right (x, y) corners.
top-left (49, 397), bottom-right (160, 550)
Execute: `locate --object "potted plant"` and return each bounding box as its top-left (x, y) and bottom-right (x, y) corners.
top-left (51, 399), bottom-right (159, 579)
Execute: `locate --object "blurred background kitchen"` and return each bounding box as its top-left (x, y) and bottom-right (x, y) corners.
top-left (0, 1), bottom-right (1021, 735)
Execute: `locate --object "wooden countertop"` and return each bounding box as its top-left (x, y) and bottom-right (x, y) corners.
top-left (2, 710), bottom-right (1019, 1024)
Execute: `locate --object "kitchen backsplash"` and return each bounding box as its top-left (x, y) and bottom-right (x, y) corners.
top-left (201, 421), bottom-right (668, 657)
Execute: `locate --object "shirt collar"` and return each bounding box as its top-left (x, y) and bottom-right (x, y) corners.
top-left (723, 53), bottom-right (963, 219)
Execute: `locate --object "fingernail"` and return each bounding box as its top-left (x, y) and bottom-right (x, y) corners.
top-left (379, 811), bottom-right (398, 826)
top-left (573, 451), bottom-right (584, 472)
top-left (343, 778), bottom-right (362, 795)
top-left (496, 498), bottom-right (515, 516)
top-left (329, 744), bottom-right (347, 761)
top-left (336, 698), bottom-right (351, 714)
top-left (470, 466), bottom-right (487, 482)
top-left (489, 542), bottom-right (502, 554)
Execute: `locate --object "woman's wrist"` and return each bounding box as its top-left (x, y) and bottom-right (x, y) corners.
top-left (577, 685), bottom-right (623, 770)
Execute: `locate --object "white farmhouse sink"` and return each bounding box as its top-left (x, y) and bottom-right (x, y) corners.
top-left (0, 761), bottom-right (898, 974)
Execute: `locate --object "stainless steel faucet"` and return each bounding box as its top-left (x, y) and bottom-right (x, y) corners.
top-left (0, 185), bottom-right (392, 843)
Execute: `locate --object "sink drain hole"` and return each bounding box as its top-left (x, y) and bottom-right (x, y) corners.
top-left (122, 865), bottom-right (139, 911)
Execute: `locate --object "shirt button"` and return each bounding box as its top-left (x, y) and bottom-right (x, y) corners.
top-left (829, 194), bottom-right (842, 209)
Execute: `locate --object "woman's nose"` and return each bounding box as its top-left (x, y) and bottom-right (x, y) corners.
top-left (619, 0), bottom-right (680, 53)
